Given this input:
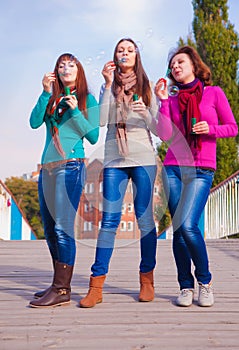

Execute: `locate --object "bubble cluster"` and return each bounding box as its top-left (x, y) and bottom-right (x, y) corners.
top-left (85, 56), bottom-right (93, 65)
top-left (96, 50), bottom-right (105, 61)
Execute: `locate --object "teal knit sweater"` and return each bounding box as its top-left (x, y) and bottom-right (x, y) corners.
top-left (30, 91), bottom-right (99, 164)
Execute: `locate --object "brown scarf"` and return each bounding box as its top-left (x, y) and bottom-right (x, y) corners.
top-left (115, 72), bottom-right (137, 157)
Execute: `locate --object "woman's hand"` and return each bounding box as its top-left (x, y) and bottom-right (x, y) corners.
top-left (131, 97), bottom-right (148, 118)
top-left (154, 78), bottom-right (168, 100)
top-left (64, 94), bottom-right (78, 110)
top-left (102, 61), bottom-right (116, 88)
top-left (193, 121), bottom-right (209, 134)
top-left (42, 73), bottom-right (56, 93)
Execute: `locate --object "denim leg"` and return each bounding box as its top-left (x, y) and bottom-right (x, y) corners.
top-left (54, 162), bottom-right (85, 266)
top-left (132, 166), bottom-right (157, 273)
top-left (179, 168), bottom-right (213, 285)
top-left (91, 167), bottom-right (128, 276)
top-left (38, 169), bottom-right (59, 261)
top-left (162, 166), bottom-right (214, 289)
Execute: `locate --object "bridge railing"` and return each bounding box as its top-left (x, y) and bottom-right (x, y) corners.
top-left (205, 170), bottom-right (239, 239)
top-left (158, 170), bottom-right (239, 239)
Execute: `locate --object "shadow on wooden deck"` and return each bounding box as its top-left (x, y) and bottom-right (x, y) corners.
top-left (0, 239), bottom-right (239, 350)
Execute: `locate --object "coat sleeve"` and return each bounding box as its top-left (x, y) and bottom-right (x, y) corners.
top-left (29, 91), bottom-right (51, 129)
top-left (70, 93), bottom-right (100, 145)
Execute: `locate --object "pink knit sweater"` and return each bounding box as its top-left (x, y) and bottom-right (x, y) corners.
top-left (157, 86), bottom-right (238, 170)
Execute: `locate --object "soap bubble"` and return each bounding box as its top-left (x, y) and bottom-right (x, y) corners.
top-left (118, 57), bottom-right (127, 63)
top-left (136, 41), bottom-right (143, 52)
top-left (85, 56), bottom-right (93, 65)
top-left (96, 50), bottom-right (105, 61)
top-left (91, 68), bottom-right (99, 76)
top-left (145, 27), bottom-right (153, 38)
top-left (169, 85), bottom-right (179, 96)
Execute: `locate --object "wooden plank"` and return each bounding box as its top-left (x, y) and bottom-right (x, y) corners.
top-left (0, 239), bottom-right (239, 350)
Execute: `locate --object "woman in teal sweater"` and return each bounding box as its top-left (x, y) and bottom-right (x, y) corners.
top-left (29, 53), bottom-right (99, 308)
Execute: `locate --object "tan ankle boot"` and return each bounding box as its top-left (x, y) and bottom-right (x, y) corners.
top-left (79, 275), bottom-right (106, 308)
top-left (29, 261), bottom-right (73, 308)
top-left (139, 270), bottom-right (154, 302)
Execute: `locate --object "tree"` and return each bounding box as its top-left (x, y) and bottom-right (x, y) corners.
top-left (191, 0), bottom-right (239, 185)
top-left (156, 142), bottom-right (172, 233)
top-left (157, 1), bottom-right (239, 232)
top-left (5, 177), bottom-right (44, 239)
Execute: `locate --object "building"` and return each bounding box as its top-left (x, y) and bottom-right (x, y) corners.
top-left (0, 180), bottom-right (36, 240)
top-left (75, 158), bottom-right (162, 240)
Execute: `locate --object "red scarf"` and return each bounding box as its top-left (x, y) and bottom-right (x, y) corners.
top-left (178, 79), bottom-right (203, 150)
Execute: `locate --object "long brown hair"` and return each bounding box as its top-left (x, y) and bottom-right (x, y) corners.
top-left (112, 38), bottom-right (152, 106)
top-left (167, 46), bottom-right (212, 86)
top-left (47, 53), bottom-right (89, 116)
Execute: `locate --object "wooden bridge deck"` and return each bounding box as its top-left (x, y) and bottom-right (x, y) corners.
top-left (0, 239), bottom-right (239, 350)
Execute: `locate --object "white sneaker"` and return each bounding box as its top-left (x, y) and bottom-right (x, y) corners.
top-left (176, 288), bottom-right (194, 307)
top-left (198, 282), bottom-right (214, 307)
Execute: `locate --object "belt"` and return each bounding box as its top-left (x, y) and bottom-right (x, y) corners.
top-left (197, 167), bottom-right (215, 172)
top-left (41, 158), bottom-right (84, 171)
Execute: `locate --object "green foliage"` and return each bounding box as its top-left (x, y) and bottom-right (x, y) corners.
top-left (5, 177), bottom-right (43, 239)
top-left (190, 0), bottom-right (239, 185)
top-left (156, 142), bottom-right (172, 233)
top-left (157, 141), bottom-right (168, 163)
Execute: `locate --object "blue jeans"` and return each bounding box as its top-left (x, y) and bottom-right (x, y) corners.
top-left (38, 160), bottom-right (86, 266)
top-left (162, 166), bottom-right (214, 289)
top-left (91, 166), bottom-right (157, 276)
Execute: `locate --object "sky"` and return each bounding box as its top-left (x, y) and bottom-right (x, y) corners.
top-left (0, 0), bottom-right (239, 181)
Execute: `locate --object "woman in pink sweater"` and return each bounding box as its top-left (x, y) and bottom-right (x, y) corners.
top-left (155, 46), bottom-right (238, 307)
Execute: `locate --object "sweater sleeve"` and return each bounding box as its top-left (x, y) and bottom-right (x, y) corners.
top-left (99, 84), bottom-right (111, 127)
top-left (70, 94), bottom-right (99, 144)
top-left (156, 99), bottom-right (174, 141)
top-left (208, 87), bottom-right (238, 138)
top-left (29, 90), bottom-right (51, 129)
top-left (143, 84), bottom-right (159, 136)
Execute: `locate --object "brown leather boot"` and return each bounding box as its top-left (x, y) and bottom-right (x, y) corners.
top-left (79, 275), bottom-right (106, 308)
top-left (139, 270), bottom-right (154, 302)
top-left (29, 261), bottom-right (73, 308)
top-left (34, 260), bottom-right (57, 299)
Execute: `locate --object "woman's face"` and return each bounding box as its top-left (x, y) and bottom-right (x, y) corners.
top-left (116, 40), bottom-right (136, 72)
top-left (170, 53), bottom-right (195, 84)
top-left (58, 59), bottom-right (78, 87)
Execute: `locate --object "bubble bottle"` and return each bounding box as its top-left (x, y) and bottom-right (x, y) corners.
top-left (158, 69), bottom-right (179, 97)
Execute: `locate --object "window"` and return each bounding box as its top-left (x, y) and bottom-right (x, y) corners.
top-left (154, 186), bottom-right (159, 195)
top-left (99, 181), bottom-right (103, 193)
top-left (120, 221), bottom-right (126, 231)
top-left (89, 183), bottom-right (94, 193)
top-left (84, 183), bottom-right (89, 194)
top-left (83, 221), bottom-right (93, 231)
top-left (128, 203), bottom-right (133, 212)
top-left (127, 221), bottom-right (133, 231)
top-left (127, 182), bottom-right (133, 193)
top-left (85, 183), bottom-right (94, 193)
top-left (85, 203), bottom-right (93, 212)
top-left (122, 203), bottom-right (126, 214)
